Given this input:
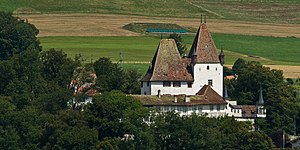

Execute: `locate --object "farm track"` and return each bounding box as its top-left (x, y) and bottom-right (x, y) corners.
top-left (19, 13), bottom-right (300, 38)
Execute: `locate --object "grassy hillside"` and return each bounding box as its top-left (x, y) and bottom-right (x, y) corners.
top-left (1, 0), bottom-right (300, 23)
top-left (39, 34), bottom-right (300, 66)
top-left (184, 33), bottom-right (300, 65)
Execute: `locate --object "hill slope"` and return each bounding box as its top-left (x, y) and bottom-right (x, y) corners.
top-left (1, 0), bottom-right (300, 23)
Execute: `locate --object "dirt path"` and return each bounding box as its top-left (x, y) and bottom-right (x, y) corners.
top-left (18, 13), bottom-right (300, 37)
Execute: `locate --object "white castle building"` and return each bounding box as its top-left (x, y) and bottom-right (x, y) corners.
top-left (134, 21), bottom-right (266, 122)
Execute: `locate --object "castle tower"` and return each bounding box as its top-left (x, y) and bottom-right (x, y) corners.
top-left (188, 19), bottom-right (223, 96)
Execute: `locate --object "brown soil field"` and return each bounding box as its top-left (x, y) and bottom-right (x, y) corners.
top-left (225, 65), bottom-right (300, 79)
top-left (19, 13), bottom-right (300, 37)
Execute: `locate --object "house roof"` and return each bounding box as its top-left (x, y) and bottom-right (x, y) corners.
top-left (133, 85), bottom-right (227, 106)
top-left (241, 105), bottom-right (257, 118)
top-left (188, 23), bottom-right (220, 63)
top-left (196, 85), bottom-right (223, 101)
top-left (141, 39), bottom-right (193, 82)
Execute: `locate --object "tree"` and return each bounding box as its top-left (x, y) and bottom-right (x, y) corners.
top-left (0, 11), bottom-right (41, 60)
top-left (168, 33), bottom-right (187, 56)
top-left (227, 60), bottom-right (299, 135)
top-left (232, 58), bottom-right (247, 75)
top-left (40, 49), bottom-right (80, 87)
top-left (93, 57), bottom-right (124, 92)
top-left (85, 91), bottom-right (149, 140)
top-left (122, 69), bottom-right (142, 94)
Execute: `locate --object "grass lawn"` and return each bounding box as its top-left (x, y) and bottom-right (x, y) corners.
top-left (182, 33), bottom-right (300, 65)
top-left (40, 34), bottom-right (300, 66)
top-left (40, 36), bottom-right (160, 62)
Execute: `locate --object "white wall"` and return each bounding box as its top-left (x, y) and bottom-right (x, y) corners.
top-left (192, 63), bottom-right (223, 96)
top-left (156, 104), bottom-right (227, 117)
top-left (149, 82), bottom-right (194, 95)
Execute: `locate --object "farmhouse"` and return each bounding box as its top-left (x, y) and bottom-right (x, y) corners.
top-left (134, 21), bottom-right (266, 121)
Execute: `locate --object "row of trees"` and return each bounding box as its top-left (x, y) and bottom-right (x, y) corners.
top-left (225, 58), bottom-right (300, 138)
top-left (0, 91), bottom-right (273, 149)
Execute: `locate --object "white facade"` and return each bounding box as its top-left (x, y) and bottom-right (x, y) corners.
top-left (192, 63), bottom-right (223, 96)
top-left (141, 63), bottom-right (223, 96)
top-left (155, 104), bottom-right (227, 117)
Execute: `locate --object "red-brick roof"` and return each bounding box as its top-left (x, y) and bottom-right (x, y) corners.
top-left (141, 39), bottom-right (193, 82)
top-left (189, 23), bottom-right (220, 63)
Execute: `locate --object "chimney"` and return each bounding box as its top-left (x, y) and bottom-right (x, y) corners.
top-left (174, 96), bottom-right (178, 103)
top-left (185, 95), bottom-right (190, 102)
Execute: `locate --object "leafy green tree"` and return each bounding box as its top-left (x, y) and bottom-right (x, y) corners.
top-left (93, 57), bottom-right (124, 92)
top-left (232, 58), bottom-right (247, 75)
top-left (40, 49), bottom-right (80, 87)
top-left (85, 91), bottom-right (149, 140)
top-left (168, 33), bottom-right (187, 56)
top-left (0, 11), bottom-right (41, 60)
top-left (122, 69), bottom-right (142, 94)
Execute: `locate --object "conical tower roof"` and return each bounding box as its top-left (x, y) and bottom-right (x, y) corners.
top-left (141, 39), bottom-right (193, 82)
top-left (257, 87), bottom-right (264, 105)
top-left (188, 23), bottom-right (220, 63)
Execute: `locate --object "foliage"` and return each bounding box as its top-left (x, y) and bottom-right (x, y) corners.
top-left (227, 59), bottom-right (299, 135)
top-left (0, 11), bottom-right (41, 60)
top-left (93, 57), bottom-right (141, 94)
top-left (40, 48), bottom-right (80, 87)
top-left (168, 33), bottom-right (187, 56)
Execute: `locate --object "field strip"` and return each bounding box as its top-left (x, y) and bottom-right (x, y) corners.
top-left (184, 0), bottom-right (224, 18)
top-left (226, 65), bottom-right (300, 79)
top-left (19, 13), bottom-right (300, 37)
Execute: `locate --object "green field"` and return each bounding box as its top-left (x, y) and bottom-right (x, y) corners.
top-left (1, 0), bottom-right (300, 23)
top-left (40, 34), bottom-right (300, 65)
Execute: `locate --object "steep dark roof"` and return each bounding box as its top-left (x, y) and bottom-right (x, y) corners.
top-left (188, 23), bottom-right (220, 63)
top-left (141, 39), bottom-right (193, 82)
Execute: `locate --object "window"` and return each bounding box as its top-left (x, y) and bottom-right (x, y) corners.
top-left (207, 65), bottom-right (210, 70)
top-left (210, 105), bottom-right (214, 111)
top-left (198, 106), bottom-right (203, 112)
top-left (217, 105), bottom-right (220, 111)
top-left (141, 82), bottom-right (143, 87)
top-left (188, 82), bottom-right (193, 88)
top-left (215, 67), bottom-right (218, 71)
top-left (208, 79), bottom-right (213, 86)
top-left (173, 82), bottom-right (181, 87)
top-left (163, 81), bottom-right (171, 87)
top-left (147, 82), bottom-right (150, 86)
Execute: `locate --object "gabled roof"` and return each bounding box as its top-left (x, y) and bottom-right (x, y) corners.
top-left (188, 23), bottom-right (220, 63)
top-left (196, 85), bottom-right (224, 101)
top-left (141, 39), bottom-right (193, 82)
